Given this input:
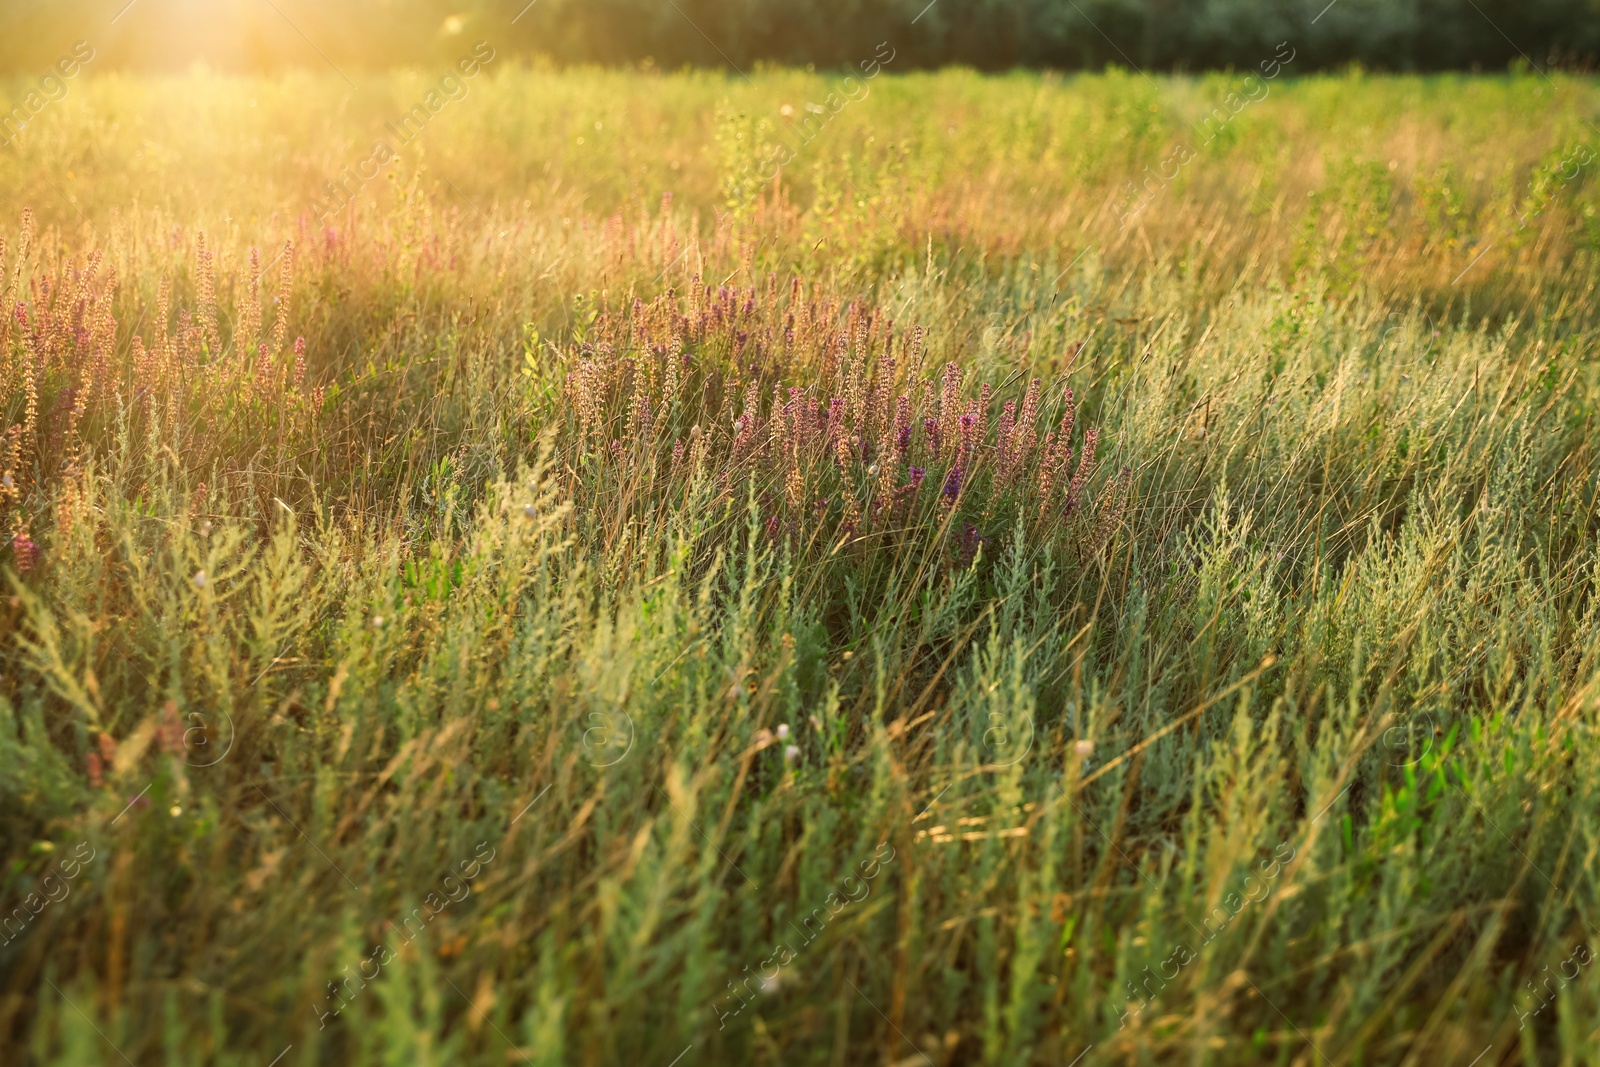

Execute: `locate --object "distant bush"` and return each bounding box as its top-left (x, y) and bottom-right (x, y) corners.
top-left (1, 0), bottom-right (1597, 75)
top-left (506, 0), bottom-right (1600, 73)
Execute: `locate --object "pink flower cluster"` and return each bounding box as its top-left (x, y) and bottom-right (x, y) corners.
top-left (563, 280), bottom-right (1130, 558)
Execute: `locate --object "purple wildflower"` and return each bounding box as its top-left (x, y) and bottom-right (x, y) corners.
top-left (11, 532), bottom-right (39, 573)
top-left (942, 466), bottom-right (962, 504)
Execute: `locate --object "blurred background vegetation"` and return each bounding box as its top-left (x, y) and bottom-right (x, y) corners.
top-left (1, 0), bottom-right (1598, 75)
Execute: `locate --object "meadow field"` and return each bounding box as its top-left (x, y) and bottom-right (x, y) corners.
top-left (2, 63), bottom-right (1600, 1066)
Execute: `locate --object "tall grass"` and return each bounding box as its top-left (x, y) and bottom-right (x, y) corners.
top-left (1, 67), bottom-right (1598, 1065)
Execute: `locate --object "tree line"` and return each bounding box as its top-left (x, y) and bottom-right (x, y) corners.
top-left (0, 0), bottom-right (1595, 75)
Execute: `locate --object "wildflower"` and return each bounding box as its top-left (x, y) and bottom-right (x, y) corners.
top-left (909, 467), bottom-right (926, 485)
top-left (370, 616), bottom-right (385, 629)
top-left (1074, 739), bottom-right (1094, 758)
top-left (784, 745), bottom-right (800, 762)
top-left (942, 467), bottom-right (962, 504)
top-left (776, 723), bottom-right (790, 740)
top-left (11, 532), bottom-right (39, 573)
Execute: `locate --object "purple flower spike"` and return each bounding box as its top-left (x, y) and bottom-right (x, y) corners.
top-left (942, 467), bottom-right (962, 503)
top-left (11, 532), bottom-right (40, 573)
